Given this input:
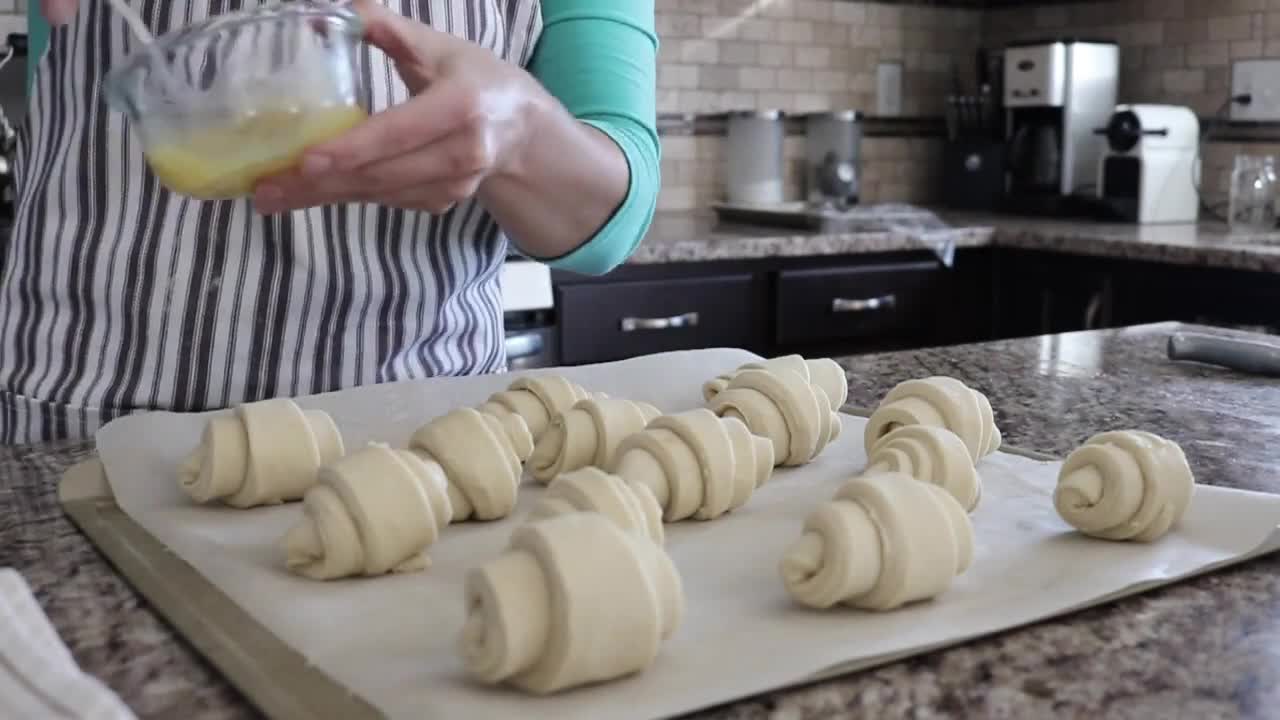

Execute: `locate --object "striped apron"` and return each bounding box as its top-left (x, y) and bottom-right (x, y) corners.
top-left (0, 0), bottom-right (543, 444)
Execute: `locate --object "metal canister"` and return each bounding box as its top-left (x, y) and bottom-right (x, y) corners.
top-left (804, 110), bottom-right (863, 209)
top-left (725, 110), bottom-right (786, 206)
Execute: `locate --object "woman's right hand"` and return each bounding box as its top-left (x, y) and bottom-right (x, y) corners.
top-left (41, 0), bottom-right (79, 26)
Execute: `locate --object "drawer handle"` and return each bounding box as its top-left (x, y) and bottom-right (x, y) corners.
top-left (620, 311), bottom-right (700, 332)
top-left (832, 294), bottom-right (897, 313)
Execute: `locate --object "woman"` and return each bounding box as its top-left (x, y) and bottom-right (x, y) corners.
top-left (2, 0), bottom-right (658, 444)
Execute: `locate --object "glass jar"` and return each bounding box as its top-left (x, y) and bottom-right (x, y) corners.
top-left (1228, 155), bottom-right (1278, 231)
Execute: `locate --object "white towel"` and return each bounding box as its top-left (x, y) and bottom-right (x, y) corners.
top-left (0, 569), bottom-right (137, 720)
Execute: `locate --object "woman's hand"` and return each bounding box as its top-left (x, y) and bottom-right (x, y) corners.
top-left (252, 0), bottom-right (550, 215)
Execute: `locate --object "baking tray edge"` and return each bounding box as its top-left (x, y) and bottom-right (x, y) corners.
top-left (58, 458), bottom-right (384, 720)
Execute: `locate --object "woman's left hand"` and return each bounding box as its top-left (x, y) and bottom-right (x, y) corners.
top-left (252, 0), bottom-right (549, 214)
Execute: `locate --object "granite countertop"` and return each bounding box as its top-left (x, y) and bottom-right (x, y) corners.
top-left (4, 321), bottom-right (1280, 718)
top-left (633, 209), bottom-right (1280, 273)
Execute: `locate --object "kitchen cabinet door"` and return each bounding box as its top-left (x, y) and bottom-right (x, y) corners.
top-left (557, 273), bottom-right (767, 365)
top-left (995, 249), bottom-right (1114, 338)
top-left (1111, 261), bottom-right (1280, 335)
top-left (774, 260), bottom-right (945, 348)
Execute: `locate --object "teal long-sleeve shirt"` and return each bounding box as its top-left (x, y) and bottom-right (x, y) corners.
top-left (25, 0), bottom-right (660, 275)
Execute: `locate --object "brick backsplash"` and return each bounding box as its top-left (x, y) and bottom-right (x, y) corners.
top-left (655, 0), bottom-right (982, 211)
top-left (660, 0), bottom-right (1280, 214)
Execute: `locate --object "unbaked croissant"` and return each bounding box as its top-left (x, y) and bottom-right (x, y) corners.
top-left (476, 375), bottom-right (595, 442)
top-left (610, 408), bottom-right (774, 521)
top-left (281, 444), bottom-right (453, 580)
top-left (528, 397), bottom-right (661, 484)
top-left (459, 512), bottom-right (684, 695)
top-left (408, 408), bottom-right (533, 521)
top-left (707, 368), bottom-right (840, 466)
top-left (1054, 430), bottom-right (1195, 542)
top-left (780, 472), bottom-right (973, 611)
top-left (864, 376), bottom-right (1001, 464)
top-left (527, 467), bottom-right (664, 544)
top-left (703, 354), bottom-right (848, 410)
top-left (178, 398), bottom-right (345, 508)
top-left (864, 424), bottom-right (981, 511)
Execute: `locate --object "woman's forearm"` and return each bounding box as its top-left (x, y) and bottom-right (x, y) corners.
top-left (477, 95), bottom-right (632, 261)
top-left (497, 0), bottom-right (658, 275)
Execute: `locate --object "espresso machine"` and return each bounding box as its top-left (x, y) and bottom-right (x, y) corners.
top-left (1096, 105), bottom-right (1200, 224)
top-left (1003, 39), bottom-right (1119, 216)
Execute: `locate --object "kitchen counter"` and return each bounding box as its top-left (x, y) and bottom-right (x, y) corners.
top-left (3, 321), bottom-right (1280, 718)
top-left (635, 210), bottom-right (1280, 273)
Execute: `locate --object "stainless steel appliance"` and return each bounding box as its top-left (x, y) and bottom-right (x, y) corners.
top-left (501, 258), bottom-right (558, 369)
top-left (1003, 39), bottom-right (1118, 215)
top-left (803, 110), bottom-right (862, 210)
top-left (724, 110), bottom-right (786, 206)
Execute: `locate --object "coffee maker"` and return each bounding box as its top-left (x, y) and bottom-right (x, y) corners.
top-left (1003, 39), bottom-right (1118, 215)
top-left (1096, 105), bottom-right (1200, 224)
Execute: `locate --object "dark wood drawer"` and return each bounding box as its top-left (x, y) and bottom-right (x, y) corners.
top-left (557, 274), bottom-right (762, 365)
top-left (774, 262), bottom-right (943, 347)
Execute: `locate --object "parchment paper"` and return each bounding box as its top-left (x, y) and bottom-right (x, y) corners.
top-left (92, 348), bottom-right (1280, 720)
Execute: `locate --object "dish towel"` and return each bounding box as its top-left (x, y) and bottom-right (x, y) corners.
top-left (0, 568), bottom-right (138, 719)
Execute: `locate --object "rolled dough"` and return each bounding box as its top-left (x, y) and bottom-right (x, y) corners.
top-left (458, 512), bottom-right (684, 694)
top-left (528, 466), bottom-right (664, 545)
top-left (528, 397), bottom-right (661, 484)
top-left (1054, 430), bottom-right (1196, 542)
top-left (610, 408), bottom-right (774, 521)
top-left (864, 424), bottom-right (981, 511)
top-left (177, 398), bottom-right (344, 508)
top-left (863, 376), bottom-right (1001, 464)
top-left (281, 443), bottom-right (453, 580)
top-left (409, 408), bottom-right (532, 521)
top-left (780, 471), bottom-right (973, 611)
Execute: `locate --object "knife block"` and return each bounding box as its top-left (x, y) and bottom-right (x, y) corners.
top-left (941, 140), bottom-right (1005, 212)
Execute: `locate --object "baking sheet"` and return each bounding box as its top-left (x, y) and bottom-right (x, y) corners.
top-left (91, 348), bottom-right (1280, 720)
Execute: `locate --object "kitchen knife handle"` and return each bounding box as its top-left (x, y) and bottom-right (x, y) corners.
top-left (1167, 331), bottom-right (1280, 376)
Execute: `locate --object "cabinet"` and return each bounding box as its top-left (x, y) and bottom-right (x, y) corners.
top-left (993, 249), bottom-right (1115, 339)
top-left (1110, 261), bottom-right (1280, 335)
top-left (774, 261), bottom-right (942, 347)
top-left (551, 240), bottom-right (1280, 366)
top-left (556, 273), bottom-right (765, 365)
top-left (553, 250), bottom-right (994, 364)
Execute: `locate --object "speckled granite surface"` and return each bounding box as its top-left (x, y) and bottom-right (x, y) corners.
top-left (3, 321), bottom-right (1280, 719)
top-left (635, 210), bottom-right (1280, 273)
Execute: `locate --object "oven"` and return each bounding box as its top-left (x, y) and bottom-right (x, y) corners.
top-left (501, 257), bottom-right (558, 369)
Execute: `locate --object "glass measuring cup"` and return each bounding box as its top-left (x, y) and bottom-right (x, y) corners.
top-left (104, 1), bottom-right (368, 200)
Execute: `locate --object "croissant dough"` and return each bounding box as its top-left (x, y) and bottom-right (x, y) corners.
top-left (864, 376), bottom-right (1001, 464)
top-left (476, 375), bottom-right (595, 442)
top-left (865, 424), bottom-right (981, 511)
top-left (178, 398), bottom-right (345, 508)
top-left (282, 444), bottom-right (453, 580)
top-left (610, 408), bottom-right (774, 521)
top-left (703, 354), bottom-right (849, 410)
top-left (528, 397), bottom-right (661, 484)
top-left (409, 408), bottom-right (533, 521)
top-left (780, 472), bottom-right (973, 611)
top-left (1054, 430), bottom-right (1195, 542)
top-left (459, 512), bottom-right (684, 695)
top-left (528, 467), bottom-right (664, 544)
top-left (707, 368), bottom-right (841, 466)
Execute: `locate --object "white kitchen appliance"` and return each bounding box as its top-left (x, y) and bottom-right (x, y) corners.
top-left (1096, 104), bottom-right (1200, 224)
top-left (501, 257), bottom-right (558, 369)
